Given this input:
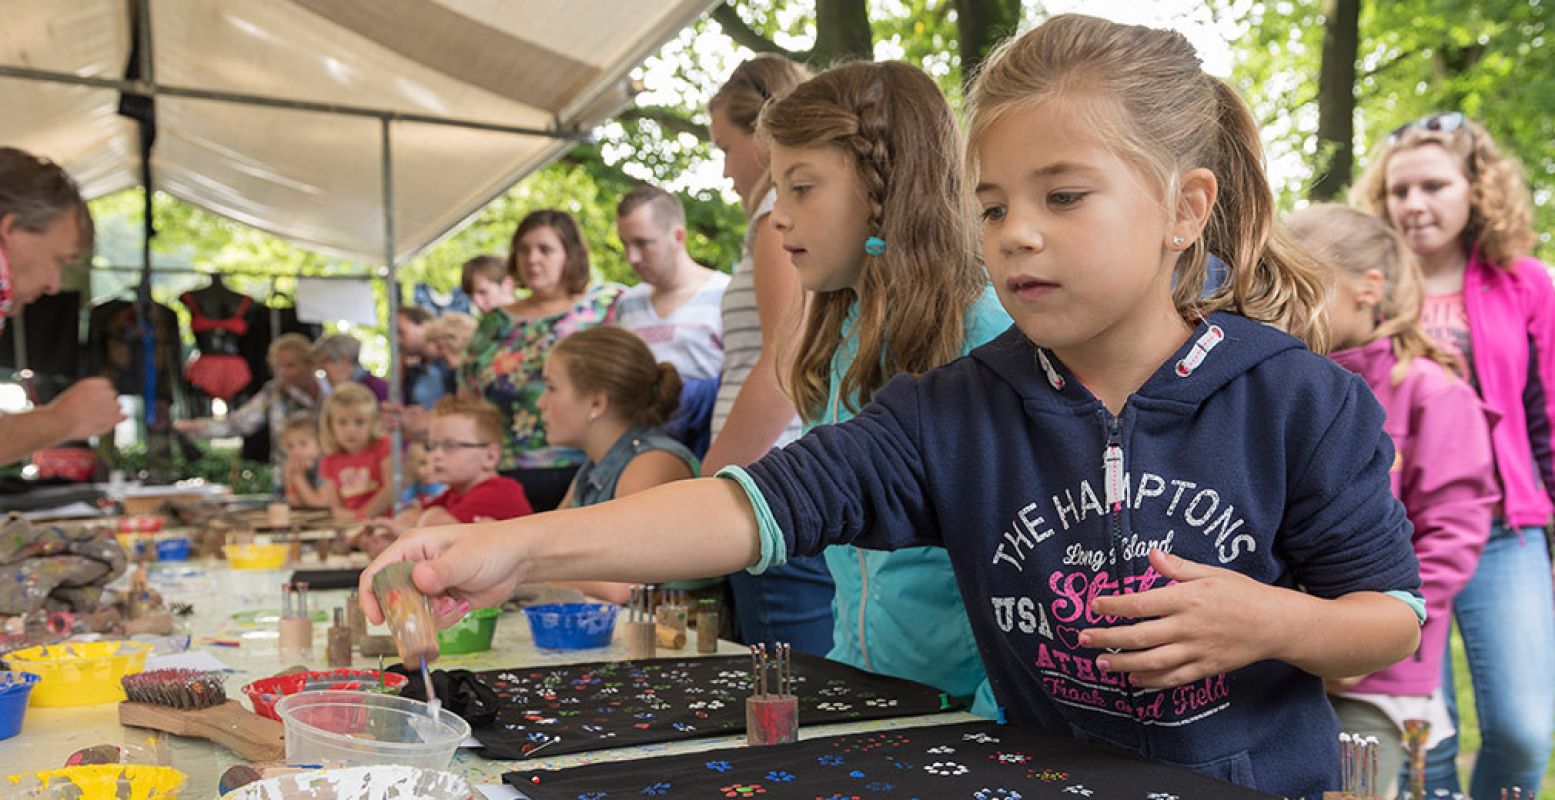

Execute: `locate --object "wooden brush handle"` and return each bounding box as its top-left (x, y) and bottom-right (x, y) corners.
top-left (120, 699), bottom-right (285, 762)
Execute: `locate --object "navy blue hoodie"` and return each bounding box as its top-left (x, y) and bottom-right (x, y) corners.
top-left (737, 312), bottom-right (1421, 799)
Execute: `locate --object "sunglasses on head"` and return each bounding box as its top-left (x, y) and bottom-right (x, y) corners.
top-left (1387, 112), bottom-right (1468, 144)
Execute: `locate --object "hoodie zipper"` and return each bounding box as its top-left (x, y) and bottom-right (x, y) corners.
top-left (1102, 407), bottom-right (1149, 754)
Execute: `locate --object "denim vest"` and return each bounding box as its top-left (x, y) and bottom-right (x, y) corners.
top-left (570, 427), bottom-right (698, 508)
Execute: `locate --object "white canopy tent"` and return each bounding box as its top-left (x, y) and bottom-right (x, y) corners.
top-left (0, 0), bottom-right (716, 264)
top-left (0, 0), bottom-right (717, 494)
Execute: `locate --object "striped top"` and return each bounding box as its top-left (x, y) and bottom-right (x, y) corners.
top-left (710, 189), bottom-right (803, 447)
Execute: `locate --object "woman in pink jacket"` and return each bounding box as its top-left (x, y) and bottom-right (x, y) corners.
top-left (1354, 113), bottom-right (1555, 798)
top-left (1291, 204), bottom-right (1497, 798)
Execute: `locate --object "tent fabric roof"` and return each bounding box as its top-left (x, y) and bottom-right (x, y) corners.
top-left (0, 0), bottom-right (714, 264)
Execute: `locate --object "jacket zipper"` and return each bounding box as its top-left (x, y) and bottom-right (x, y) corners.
top-left (1103, 408), bottom-right (1147, 754)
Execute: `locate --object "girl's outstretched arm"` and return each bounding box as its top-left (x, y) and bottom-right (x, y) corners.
top-left (358, 477), bottom-right (760, 624)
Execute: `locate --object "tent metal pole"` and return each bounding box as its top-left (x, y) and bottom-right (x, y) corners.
top-left (0, 64), bottom-right (587, 141)
top-left (90, 264), bottom-right (380, 282)
top-left (382, 118), bottom-right (404, 509)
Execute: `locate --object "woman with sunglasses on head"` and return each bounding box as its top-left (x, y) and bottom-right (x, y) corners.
top-left (1353, 112), bottom-right (1555, 799)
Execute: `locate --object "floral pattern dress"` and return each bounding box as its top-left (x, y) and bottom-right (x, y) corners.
top-left (461, 283), bottom-right (623, 471)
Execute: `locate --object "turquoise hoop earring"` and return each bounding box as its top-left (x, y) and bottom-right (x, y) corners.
top-left (864, 236), bottom-right (887, 256)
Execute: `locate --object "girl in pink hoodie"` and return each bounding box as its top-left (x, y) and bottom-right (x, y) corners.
top-left (1291, 204), bottom-right (1497, 799)
top-left (1352, 114), bottom-right (1555, 799)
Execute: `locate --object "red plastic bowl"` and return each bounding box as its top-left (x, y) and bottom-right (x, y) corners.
top-left (117, 515), bottom-right (166, 534)
top-left (241, 669), bottom-right (408, 721)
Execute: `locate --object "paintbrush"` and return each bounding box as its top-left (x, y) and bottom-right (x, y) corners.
top-left (119, 669), bottom-right (284, 762)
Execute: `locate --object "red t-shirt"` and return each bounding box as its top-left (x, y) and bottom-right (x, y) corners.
top-left (318, 437), bottom-right (392, 512)
top-left (424, 475), bottom-right (533, 523)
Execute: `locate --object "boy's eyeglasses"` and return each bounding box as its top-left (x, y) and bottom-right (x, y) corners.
top-left (425, 440), bottom-right (490, 453)
top-left (1387, 112), bottom-right (1467, 144)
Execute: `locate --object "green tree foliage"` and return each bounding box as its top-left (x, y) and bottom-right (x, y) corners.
top-left (1221, 0), bottom-right (1554, 254)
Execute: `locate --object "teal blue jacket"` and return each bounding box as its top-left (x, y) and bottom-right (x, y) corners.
top-left (807, 285), bottom-right (1010, 716)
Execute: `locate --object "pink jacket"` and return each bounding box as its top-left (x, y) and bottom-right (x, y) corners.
top-left (1462, 251), bottom-right (1555, 527)
top-left (1332, 339), bottom-right (1497, 694)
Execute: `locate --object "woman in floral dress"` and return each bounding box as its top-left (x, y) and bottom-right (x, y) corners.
top-left (461, 209), bottom-right (622, 511)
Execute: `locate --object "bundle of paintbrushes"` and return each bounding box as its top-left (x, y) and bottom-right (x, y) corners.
top-left (623, 584), bottom-right (657, 660)
top-left (278, 581), bottom-right (312, 659)
top-left (695, 597), bottom-right (720, 654)
top-left (1401, 719), bottom-right (1429, 800)
top-left (745, 642), bottom-right (797, 745)
top-left (655, 588), bottom-right (688, 650)
top-left (119, 669), bottom-right (284, 762)
top-left (1324, 733), bottom-right (1383, 800)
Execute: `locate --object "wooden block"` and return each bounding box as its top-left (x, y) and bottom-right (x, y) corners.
top-left (623, 620), bottom-right (656, 660)
top-left (745, 695), bottom-right (798, 746)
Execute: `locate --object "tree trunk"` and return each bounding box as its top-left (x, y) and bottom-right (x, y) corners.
top-left (954, 0), bottom-right (1021, 88)
top-left (1310, 0), bottom-right (1360, 201)
top-left (811, 0), bottom-right (873, 64)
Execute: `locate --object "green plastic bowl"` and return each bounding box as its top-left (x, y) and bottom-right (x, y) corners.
top-left (436, 608), bottom-right (500, 654)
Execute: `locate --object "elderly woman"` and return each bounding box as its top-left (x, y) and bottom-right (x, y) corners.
top-left (461, 209), bottom-right (622, 512)
top-left (311, 332), bottom-right (390, 402)
top-left (174, 333), bottom-right (329, 493)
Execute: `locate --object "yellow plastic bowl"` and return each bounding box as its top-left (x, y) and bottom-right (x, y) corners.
top-left (224, 542), bottom-right (289, 570)
top-left (2, 641), bottom-right (153, 707)
top-left (3, 764), bottom-right (186, 799)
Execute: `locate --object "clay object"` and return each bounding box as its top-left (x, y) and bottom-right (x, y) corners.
top-left (0, 557), bottom-right (108, 615)
top-left (50, 586), bottom-right (104, 611)
top-left (326, 608), bottom-right (352, 668)
top-left (623, 621), bottom-right (656, 660)
top-left (371, 563), bottom-right (439, 665)
top-left (696, 607), bottom-right (719, 654)
top-left (64, 744), bottom-right (122, 766)
top-left (124, 610), bottom-right (174, 636)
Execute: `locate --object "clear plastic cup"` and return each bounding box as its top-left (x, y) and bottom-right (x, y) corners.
top-left (274, 691), bottom-right (469, 769)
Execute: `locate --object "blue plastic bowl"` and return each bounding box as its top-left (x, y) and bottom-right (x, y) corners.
top-left (0, 672), bottom-right (41, 740)
top-left (523, 603), bottom-right (618, 650)
top-left (155, 537), bottom-right (191, 561)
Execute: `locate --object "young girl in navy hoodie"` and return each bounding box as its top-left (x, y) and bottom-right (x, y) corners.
top-left (361, 16), bottom-right (1423, 798)
top-left (1291, 204), bottom-right (1496, 798)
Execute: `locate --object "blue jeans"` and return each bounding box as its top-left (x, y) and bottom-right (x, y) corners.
top-left (726, 554), bottom-right (836, 656)
top-left (1419, 521), bottom-right (1555, 798)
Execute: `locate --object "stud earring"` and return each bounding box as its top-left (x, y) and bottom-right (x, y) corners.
top-left (864, 236), bottom-right (887, 256)
top-left (1172, 235), bottom-right (1185, 247)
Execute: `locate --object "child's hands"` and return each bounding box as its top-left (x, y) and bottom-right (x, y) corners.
top-left (1083, 549), bottom-right (1292, 689)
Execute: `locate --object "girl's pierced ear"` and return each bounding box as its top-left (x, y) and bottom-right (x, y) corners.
top-left (864, 235), bottom-right (887, 256)
top-left (1171, 235), bottom-right (1186, 248)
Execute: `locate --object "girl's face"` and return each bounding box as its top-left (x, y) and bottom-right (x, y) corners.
top-left (1322, 271), bottom-right (1383, 352)
top-left (468, 274), bottom-right (515, 314)
top-left (769, 143), bottom-right (871, 294)
top-left (330, 407), bottom-right (374, 453)
top-left (710, 107), bottom-right (768, 204)
top-left (515, 226), bottom-right (569, 299)
top-left (974, 100), bottom-right (1186, 352)
top-left (1384, 144), bottom-right (1473, 263)
top-left (537, 355), bottom-right (598, 449)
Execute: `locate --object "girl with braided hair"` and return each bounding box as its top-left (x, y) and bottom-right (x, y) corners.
top-left (756, 59), bottom-right (1009, 713)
